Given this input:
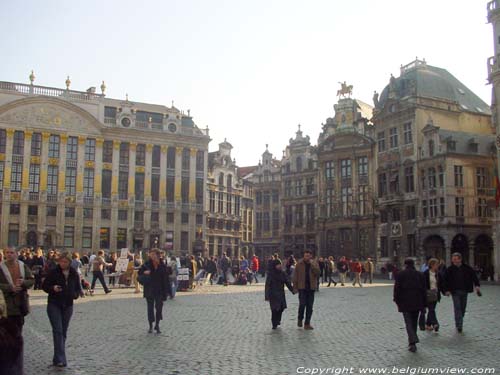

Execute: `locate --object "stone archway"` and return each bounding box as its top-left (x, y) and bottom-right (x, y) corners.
top-left (451, 234), bottom-right (469, 263)
top-left (474, 234), bottom-right (493, 280)
top-left (423, 235), bottom-right (445, 260)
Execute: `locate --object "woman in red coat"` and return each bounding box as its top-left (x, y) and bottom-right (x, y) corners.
top-left (352, 259), bottom-right (363, 287)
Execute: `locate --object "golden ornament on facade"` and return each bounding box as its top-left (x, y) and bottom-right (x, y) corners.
top-left (130, 142), bottom-right (137, 151)
top-left (190, 148), bottom-right (197, 157)
top-left (161, 145), bottom-right (167, 153)
top-left (176, 146), bottom-right (183, 155)
top-left (24, 130), bottom-right (33, 139)
top-left (85, 160), bottom-right (95, 168)
top-left (42, 132), bottom-right (50, 141)
top-left (30, 156), bottom-right (41, 164)
top-left (96, 138), bottom-right (104, 147)
top-left (78, 136), bottom-right (86, 145)
top-left (146, 144), bottom-right (153, 152)
top-left (0, 154), bottom-right (5, 161)
top-left (48, 158), bottom-right (59, 166)
top-left (113, 140), bottom-right (120, 150)
top-left (136, 166), bottom-right (145, 173)
top-left (11, 192), bottom-right (20, 200)
top-left (6, 128), bottom-right (14, 138)
top-left (60, 134), bottom-right (68, 143)
top-left (53, 116), bottom-right (62, 126)
top-left (103, 163), bottom-right (112, 170)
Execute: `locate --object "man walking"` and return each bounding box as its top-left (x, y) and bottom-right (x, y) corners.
top-left (363, 257), bottom-right (374, 284)
top-left (443, 252), bottom-right (480, 333)
top-left (393, 258), bottom-right (426, 353)
top-left (337, 256), bottom-right (348, 286)
top-left (251, 254), bottom-right (260, 283)
top-left (292, 250), bottom-right (320, 330)
top-left (90, 250), bottom-right (112, 295)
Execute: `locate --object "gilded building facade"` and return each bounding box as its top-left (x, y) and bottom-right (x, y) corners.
top-left (281, 126), bottom-right (318, 256)
top-left (206, 140), bottom-right (243, 257)
top-left (373, 59), bottom-right (496, 274)
top-left (0, 76), bottom-right (209, 253)
top-left (317, 96), bottom-right (377, 259)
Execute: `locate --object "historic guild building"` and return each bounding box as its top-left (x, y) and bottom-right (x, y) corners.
top-left (373, 59), bottom-right (496, 276)
top-left (316, 96), bottom-right (377, 259)
top-left (281, 126), bottom-right (318, 256)
top-left (206, 140), bottom-right (243, 257)
top-left (0, 75), bottom-right (209, 253)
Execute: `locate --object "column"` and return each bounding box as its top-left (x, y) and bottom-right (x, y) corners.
top-left (158, 145), bottom-right (167, 245)
top-left (55, 134), bottom-right (67, 248)
top-left (92, 138), bottom-right (103, 251)
top-left (174, 146), bottom-right (183, 253)
top-left (143, 144), bottom-right (153, 248)
top-left (19, 131), bottom-right (32, 241)
top-left (110, 140), bottom-right (120, 251)
top-left (37, 132), bottom-right (50, 246)
top-left (0, 129), bottom-right (14, 247)
top-left (188, 147), bottom-right (197, 253)
top-left (127, 142), bottom-right (136, 249)
top-left (74, 136), bottom-right (86, 250)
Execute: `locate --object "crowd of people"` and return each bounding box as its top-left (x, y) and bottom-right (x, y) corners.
top-left (0, 245), bottom-right (487, 373)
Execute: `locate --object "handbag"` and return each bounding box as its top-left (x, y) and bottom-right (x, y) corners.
top-left (426, 289), bottom-right (438, 303)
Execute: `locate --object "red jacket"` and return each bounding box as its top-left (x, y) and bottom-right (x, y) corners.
top-left (251, 257), bottom-right (259, 272)
top-left (352, 262), bottom-right (362, 273)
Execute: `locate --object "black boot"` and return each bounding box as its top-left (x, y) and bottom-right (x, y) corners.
top-left (148, 322), bottom-right (153, 334)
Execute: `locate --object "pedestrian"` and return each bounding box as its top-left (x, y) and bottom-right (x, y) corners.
top-left (107, 252), bottom-right (118, 287)
top-left (325, 256), bottom-right (337, 287)
top-left (42, 252), bottom-right (81, 368)
top-left (318, 257), bottom-right (325, 286)
top-left (169, 256), bottom-right (179, 297)
top-left (0, 247), bottom-right (34, 375)
top-left (422, 258), bottom-right (444, 332)
top-left (205, 256), bottom-right (217, 285)
top-left (393, 258), bottom-right (426, 353)
top-left (138, 249), bottom-right (171, 334)
top-left (219, 253), bottom-right (231, 286)
top-left (265, 259), bottom-right (294, 329)
top-left (352, 259), bottom-right (363, 287)
top-left (70, 252), bottom-right (85, 297)
top-left (251, 254), bottom-right (260, 283)
top-left (188, 255), bottom-right (197, 289)
top-left (292, 249), bottom-right (320, 330)
top-left (90, 250), bottom-right (112, 295)
top-left (31, 248), bottom-right (46, 290)
top-left (443, 252), bottom-right (481, 333)
top-left (337, 256), bottom-right (348, 286)
top-left (363, 257), bottom-right (374, 284)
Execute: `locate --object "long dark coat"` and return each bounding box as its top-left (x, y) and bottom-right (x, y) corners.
top-left (265, 269), bottom-right (293, 311)
top-left (393, 266), bottom-right (426, 313)
top-left (423, 269), bottom-right (444, 303)
top-left (138, 261), bottom-right (171, 301)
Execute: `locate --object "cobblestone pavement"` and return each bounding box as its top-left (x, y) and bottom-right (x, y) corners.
top-left (22, 280), bottom-right (500, 375)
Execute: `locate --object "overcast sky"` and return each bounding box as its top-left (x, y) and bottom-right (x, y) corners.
top-left (0, 0), bottom-right (493, 166)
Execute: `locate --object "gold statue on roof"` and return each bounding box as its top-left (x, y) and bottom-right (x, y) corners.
top-left (337, 81), bottom-right (353, 98)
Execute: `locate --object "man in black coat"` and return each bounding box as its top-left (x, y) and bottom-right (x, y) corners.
top-left (443, 252), bottom-right (481, 333)
top-left (138, 249), bottom-right (172, 334)
top-left (393, 258), bottom-right (426, 353)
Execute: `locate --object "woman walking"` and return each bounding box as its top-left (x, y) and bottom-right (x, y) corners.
top-left (138, 249), bottom-right (171, 334)
top-left (265, 259), bottom-right (294, 329)
top-left (423, 258), bottom-right (444, 332)
top-left (42, 252), bottom-right (81, 368)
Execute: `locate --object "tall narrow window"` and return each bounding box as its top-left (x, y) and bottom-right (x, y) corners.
top-left (118, 172), bottom-right (128, 199)
top-left (404, 166), bottom-right (414, 193)
top-left (12, 131), bottom-right (24, 155)
top-left (152, 145), bottom-right (161, 168)
top-left (389, 127), bottom-right (398, 148)
top-left (196, 150), bottom-right (204, 171)
top-left (83, 169), bottom-right (94, 198)
top-left (136, 144), bottom-right (146, 166)
top-left (358, 156), bottom-right (368, 176)
top-left (102, 170), bottom-right (112, 199)
top-left (0, 129), bottom-right (6, 153)
top-left (66, 136), bottom-right (78, 160)
top-left (377, 131), bottom-right (386, 152)
top-left (85, 138), bottom-right (96, 161)
top-left (10, 162), bottom-right (23, 192)
top-left (454, 166), bottom-right (463, 187)
top-left (65, 168), bottom-right (77, 196)
top-left (47, 165), bottom-right (58, 195)
top-left (119, 143), bottom-right (129, 165)
top-left (102, 140), bottom-right (113, 163)
top-left (152, 174), bottom-right (160, 202)
top-left (167, 147), bottom-right (176, 169)
top-left (325, 161), bottom-right (335, 180)
top-left (48, 135), bottom-right (60, 158)
top-left (31, 132), bottom-right (42, 156)
top-left (29, 164), bottom-right (40, 193)
top-left (403, 122), bottom-right (412, 144)
top-left (341, 159), bottom-right (351, 178)
top-left (182, 148), bottom-right (190, 170)
top-left (135, 173), bottom-right (145, 201)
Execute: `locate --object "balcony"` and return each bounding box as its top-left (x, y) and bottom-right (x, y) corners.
top-left (0, 81), bottom-right (104, 101)
top-left (29, 192), bottom-right (39, 201)
top-left (47, 194), bottom-right (58, 202)
top-left (83, 196), bottom-right (94, 205)
top-left (135, 121), bottom-right (149, 129)
top-left (104, 117), bottom-right (116, 125)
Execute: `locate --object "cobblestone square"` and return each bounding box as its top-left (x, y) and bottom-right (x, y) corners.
top-left (23, 282), bottom-right (500, 375)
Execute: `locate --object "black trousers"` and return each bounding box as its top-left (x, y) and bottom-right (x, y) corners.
top-left (298, 289), bottom-right (315, 324)
top-left (402, 311), bottom-right (420, 345)
top-left (147, 297), bottom-right (164, 325)
top-left (426, 301), bottom-right (439, 327)
top-left (271, 309), bottom-right (283, 327)
top-left (91, 271), bottom-right (110, 292)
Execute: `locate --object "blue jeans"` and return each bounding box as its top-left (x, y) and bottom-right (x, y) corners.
top-left (171, 278), bottom-right (178, 298)
top-left (452, 290), bottom-right (468, 329)
top-left (47, 303), bottom-right (73, 366)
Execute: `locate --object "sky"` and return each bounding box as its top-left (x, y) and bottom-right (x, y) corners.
top-left (0, 0), bottom-right (494, 166)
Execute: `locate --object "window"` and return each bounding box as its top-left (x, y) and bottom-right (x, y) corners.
top-left (478, 198), bottom-right (489, 217)
top-left (218, 192), bottom-right (224, 213)
top-left (359, 186), bottom-right (368, 215)
top-left (152, 212), bottom-right (159, 223)
top-left (404, 167), bottom-right (414, 193)
top-left (104, 106), bottom-right (117, 120)
top-left (428, 168), bottom-right (436, 189)
top-left (0, 161), bottom-right (3, 190)
top-left (66, 137), bottom-right (78, 160)
top-left (392, 208), bottom-right (401, 222)
top-left (25, 205), bottom-right (37, 216)
top-left (296, 157), bottom-right (303, 172)
top-left (295, 180), bottom-right (303, 196)
top-left (48, 135), bottom-right (60, 158)
top-left (273, 210), bottom-right (280, 230)
top-left (65, 168), bottom-right (77, 196)
top-left (64, 226), bottom-right (74, 248)
top-left (47, 206), bottom-right (57, 217)
top-left (380, 236), bottom-right (388, 257)
top-left (389, 127), bottom-right (398, 148)
top-left (83, 169), bottom-right (94, 198)
top-left (31, 133), bottom-right (42, 156)
top-left (152, 145), bottom-right (161, 168)
top-left (10, 162), bottom-right (23, 192)
top-left (438, 166), bottom-right (444, 187)
top-left (29, 164), bottom-right (40, 193)
top-left (12, 131), bottom-right (24, 155)
top-left (256, 191), bottom-right (262, 205)
top-left (272, 190), bottom-right (279, 203)
top-left (181, 177), bottom-right (189, 203)
top-left (234, 195), bottom-right (240, 216)
top-left (306, 178), bottom-right (315, 195)
top-left (341, 187), bottom-right (352, 216)
top-left (82, 227), bottom-right (92, 248)
top-left (134, 211), bottom-right (144, 222)
top-left (389, 172), bottom-right (399, 194)
top-left (181, 231), bottom-right (189, 252)
top-left (103, 141), bottom-right (113, 163)
top-left (341, 159), bottom-right (352, 178)
top-left (136, 144), bottom-right (146, 166)
top-left (294, 205), bottom-right (303, 227)
top-left (476, 167), bottom-right (488, 189)
top-left (118, 210), bottom-right (128, 221)
top-left (406, 205), bottom-right (416, 220)
top-left (83, 208), bottom-right (93, 219)
top-left (378, 173), bottom-right (387, 197)
top-left (209, 191), bottom-right (215, 212)
top-left (377, 131), bottom-right (386, 152)
top-left (380, 210), bottom-right (388, 223)
top-left (10, 204), bottom-right (20, 215)
top-left (227, 174), bottom-right (233, 191)
top-left (85, 138), bottom-right (96, 161)
top-left (407, 234), bottom-right (416, 256)
top-left (447, 140), bottom-right (456, 151)
top-left (421, 169), bottom-right (426, 190)
top-left (284, 180), bottom-right (292, 197)
top-left (118, 172), bottom-right (128, 199)
top-left (182, 148), bottom-right (190, 170)
top-left (0, 129), bottom-right (6, 153)
top-left (455, 197), bottom-right (464, 217)
top-left (429, 198), bottom-right (438, 218)
top-left (181, 212), bottom-right (189, 224)
top-left (196, 150), bottom-right (204, 171)
top-left (100, 228), bottom-right (109, 251)
top-left (325, 161), bottom-right (335, 180)
top-left (227, 194), bottom-right (233, 214)
top-left (65, 207), bottom-right (75, 218)
top-left (440, 197), bottom-right (445, 217)
top-left (284, 206), bottom-right (293, 228)
top-left (358, 156), bottom-right (368, 176)
top-left (119, 143), bottom-right (129, 165)
top-left (47, 165), bottom-right (58, 195)
top-left (326, 188), bottom-right (334, 218)
top-left (403, 122), bottom-right (412, 144)
top-left (102, 170), bottom-right (112, 199)
top-left (167, 147), bottom-right (176, 169)
top-left (422, 200), bottom-right (428, 218)
top-left (428, 140), bottom-right (435, 157)
top-left (306, 204), bottom-right (315, 225)
top-left (135, 173), bottom-right (145, 201)
top-left (166, 176), bottom-right (174, 202)
top-left (152, 174), bottom-right (160, 202)
top-left (8, 224), bottom-right (19, 247)
top-left (454, 166), bottom-right (463, 187)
